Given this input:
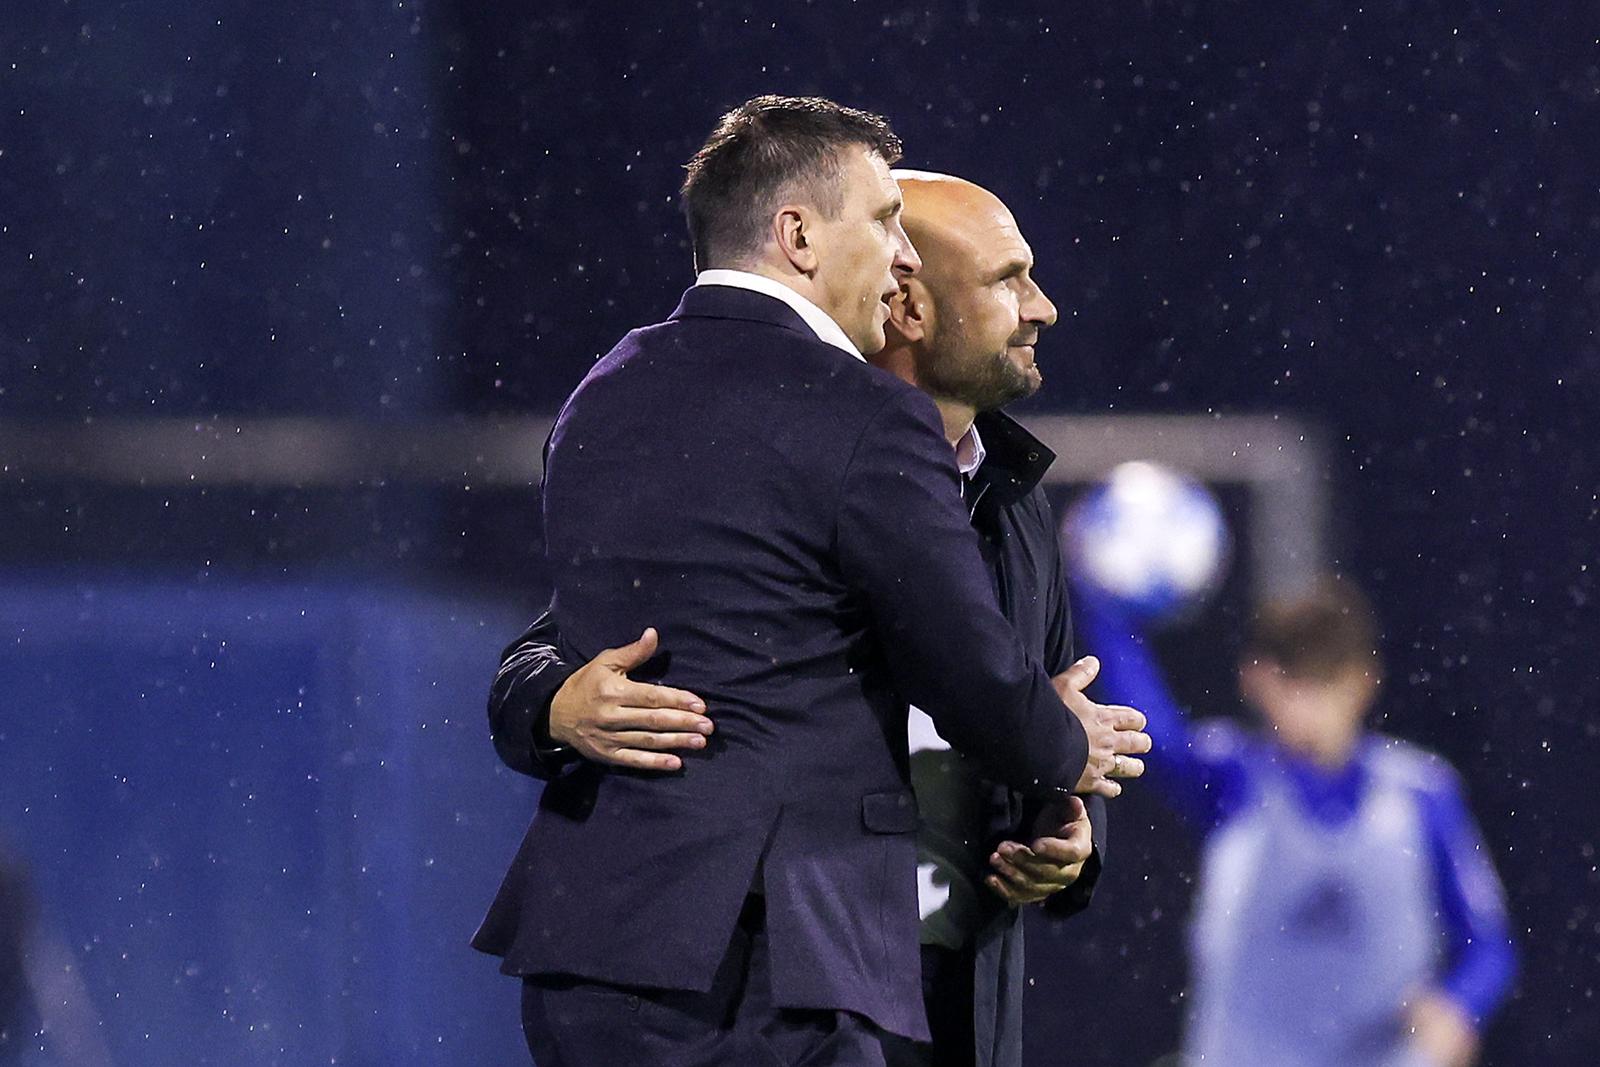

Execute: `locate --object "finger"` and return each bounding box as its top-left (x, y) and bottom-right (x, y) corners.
top-left (988, 854), bottom-right (1040, 887)
top-left (574, 735), bottom-right (680, 770)
top-left (993, 843), bottom-right (1075, 883)
top-left (604, 705), bottom-right (714, 735)
top-left (985, 874), bottom-right (1025, 907)
top-left (604, 730), bottom-right (709, 752)
top-left (988, 856), bottom-right (1062, 898)
top-left (611, 679), bottom-right (708, 715)
top-left (1110, 706), bottom-right (1148, 732)
top-left (596, 702), bottom-right (709, 733)
top-left (1028, 795), bottom-right (1086, 842)
top-left (598, 627), bottom-right (660, 672)
top-left (605, 747), bottom-right (686, 772)
top-left (979, 857), bottom-right (1043, 902)
top-left (1118, 728), bottom-right (1153, 754)
top-left (995, 840), bottom-right (1036, 863)
top-left (1085, 776), bottom-right (1123, 799)
top-left (1051, 655), bottom-right (1101, 697)
top-left (1110, 755), bottom-right (1145, 779)
top-left (999, 839), bottom-right (1081, 877)
top-left (1024, 835), bottom-right (1092, 867)
top-left (998, 852), bottom-right (1074, 884)
top-left (1112, 730), bottom-right (1152, 755)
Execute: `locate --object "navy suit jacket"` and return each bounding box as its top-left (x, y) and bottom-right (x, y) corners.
top-left (473, 285), bottom-right (1087, 1040)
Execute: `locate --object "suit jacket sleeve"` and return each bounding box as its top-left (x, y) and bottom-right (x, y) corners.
top-left (1039, 494), bottom-right (1107, 915)
top-left (835, 389), bottom-right (1089, 797)
top-left (487, 607), bottom-right (581, 780)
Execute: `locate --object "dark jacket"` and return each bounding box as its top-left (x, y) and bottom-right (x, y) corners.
top-left (472, 285), bottom-right (1088, 1042)
top-left (961, 410), bottom-right (1107, 1067)
top-left (483, 401), bottom-right (1106, 1065)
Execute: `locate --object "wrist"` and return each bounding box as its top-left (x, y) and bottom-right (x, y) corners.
top-left (544, 672), bottom-right (584, 746)
top-left (541, 701), bottom-right (566, 747)
top-left (535, 676), bottom-right (580, 766)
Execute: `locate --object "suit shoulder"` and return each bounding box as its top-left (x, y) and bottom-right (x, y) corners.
top-left (675, 315), bottom-right (943, 424)
top-left (846, 361), bottom-right (947, 432)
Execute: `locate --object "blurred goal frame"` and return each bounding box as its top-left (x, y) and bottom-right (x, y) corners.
top-left (2, 414), bottom-right (1326, 600)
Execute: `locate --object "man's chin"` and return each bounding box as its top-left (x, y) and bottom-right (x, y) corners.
top-left (972, 372), bottom-right (1040, 414)
top-left (1004, 348), bottom-right (1043, 390)
top-left (1004, 351), bottom-right (1043, 398)
top-left (856, 321), bottom-right (888, 356)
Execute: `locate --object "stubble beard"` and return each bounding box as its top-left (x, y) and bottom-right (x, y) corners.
top-left (924, 333), bottom-right (1040, 415)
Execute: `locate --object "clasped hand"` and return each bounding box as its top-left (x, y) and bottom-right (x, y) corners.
top-left (1056, 655), bottom-right (1151, 798)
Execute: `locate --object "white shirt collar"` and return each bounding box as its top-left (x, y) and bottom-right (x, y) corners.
top-left (954, 423), bottom-right (986, 477)
top-left (694, 269), bottom-right (864, 362)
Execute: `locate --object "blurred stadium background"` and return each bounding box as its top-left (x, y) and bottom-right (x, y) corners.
top-left (2, 2), bottom-right (1597, 1064)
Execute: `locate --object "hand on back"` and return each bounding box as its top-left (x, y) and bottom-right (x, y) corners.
top-left (547, 628), bottom-right (713, 772)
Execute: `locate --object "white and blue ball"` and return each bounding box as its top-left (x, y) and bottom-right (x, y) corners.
top-left (1063, 461), bottom-right (1232, 623)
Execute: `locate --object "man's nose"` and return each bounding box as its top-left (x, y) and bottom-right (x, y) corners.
top-left (894, 229), bottom-right (922, 277)
top-left (1026, 284), bottom-right (1058, 330)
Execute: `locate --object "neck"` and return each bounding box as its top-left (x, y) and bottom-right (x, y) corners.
top-left (1302, 728), bottom-right (1361, 770)
top-left (934, 397), bottom-right (977, 448)
top-left (870, 342), bottom-right (977, 449)
top-left (720, 259), bottom-right (818, 303)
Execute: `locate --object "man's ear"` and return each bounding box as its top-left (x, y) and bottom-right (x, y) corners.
top-left (886, 278), bottom-right (929, 342)
top-left (771, 205), bottom-right (818, 275)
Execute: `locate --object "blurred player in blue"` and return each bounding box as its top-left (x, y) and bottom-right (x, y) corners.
top-left (1078, 578), bottom-right (1515, 1067)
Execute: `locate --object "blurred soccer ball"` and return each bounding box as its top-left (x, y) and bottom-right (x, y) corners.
top-left (1063, 461), bottom-right (1232, 623)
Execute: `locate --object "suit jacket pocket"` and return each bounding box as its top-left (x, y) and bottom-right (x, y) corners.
top-left (860, 790), bottom-right (920, 834)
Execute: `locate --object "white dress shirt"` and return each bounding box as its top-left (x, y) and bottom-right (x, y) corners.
top-left (952, 423), bottom-right (986, 477)
top-left (695, 268), bottom-right (864, 362)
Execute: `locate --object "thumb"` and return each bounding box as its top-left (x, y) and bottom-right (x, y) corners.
top-left (1041, 793), bottom-right (1088, 833)
top-left (600, 626), bottom-right (659, 672)
top-left (1052, 655), bottom-right (1100, 697)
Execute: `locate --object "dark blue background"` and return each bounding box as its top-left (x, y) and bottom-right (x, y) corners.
top-left (2, 1), bottom-right (1596, 1063)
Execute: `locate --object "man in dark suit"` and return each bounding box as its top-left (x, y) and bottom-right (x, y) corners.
top-left (474, 96), bottom-right (1143, 1067)
top-left (487, 172), bottom-right (1140, 1067)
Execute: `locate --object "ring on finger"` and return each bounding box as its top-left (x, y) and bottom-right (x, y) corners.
top-left (1112, 753), bottom-right (1125, 776)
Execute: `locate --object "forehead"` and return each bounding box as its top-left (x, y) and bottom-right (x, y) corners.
top-left (971, 206), bottom-right (1032, 265)
top-left (932, 195), bottom-right (1034, 274)
top-left (840, 146), bottom-right (900, 201)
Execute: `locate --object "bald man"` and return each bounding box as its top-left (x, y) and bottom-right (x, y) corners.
top-left (488, 173), bottom-right (1144, 1067)
top-left (870, 171), bottom-right (1117, 1067)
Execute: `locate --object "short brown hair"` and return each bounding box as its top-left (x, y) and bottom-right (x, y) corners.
top-left (1244, 578), bottom-right (1380, 681)
top-left (680, 95), bottom-right (903, 268)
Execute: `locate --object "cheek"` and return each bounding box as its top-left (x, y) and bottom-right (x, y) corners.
top-left (878, 233), bottom-right (898, 267)
top-left (983, 293), bottom-right (1020, 340)
top-left (997, 289), bottom-right (1023, 325)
